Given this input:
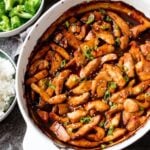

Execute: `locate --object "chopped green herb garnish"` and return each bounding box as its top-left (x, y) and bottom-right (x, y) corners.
top-left (108, 81), bottom-right (117, 90)
top-left (86, 13), bottom-right (95, 24)
top-left (140, 107), bottom-right (144, 111)
top-left (80, 116), bottom-right (91, 124)
top-left (61, 59), bottom-right (66, 68)
top-left (114, 24), bottom-right (119, 30)
top-left (107, 125), bottom-right (114, 135)
top-left (84, 49), bottom-right (94, 60)
top-left (100, 25), bottom-right (110, 30)
top-left (115, 37), bottom-right (120, 46)
top-left (48, 83), bottom-right (56, 90)
top-left (99, 121), bottom-right (105, 127)
top-left (99, 9), bottom-right (106, 15)
top-left (105, 16), bottom-right (112, 22)
top-left (101, 144), bottom-right (106, 149)
top-left (65, 21), bottom-right (70, 28)
top-left (104, 90), bottom-right (111, 101)
top-left (124, 75), bottom-right (129, 83)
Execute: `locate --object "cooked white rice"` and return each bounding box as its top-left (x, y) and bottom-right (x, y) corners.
top-left (0, 57), bottom-right (15, 118)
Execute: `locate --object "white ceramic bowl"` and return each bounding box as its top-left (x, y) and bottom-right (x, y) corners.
top-left (0, 49), bottom-right (16, 122)
top-left (0, 0), bottom-right (44, 38)
top-left (16, 0), bottom-right (150, 149)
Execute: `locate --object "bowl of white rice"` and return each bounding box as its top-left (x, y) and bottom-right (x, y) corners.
top-left (0, 49), bottom-right (16, 122)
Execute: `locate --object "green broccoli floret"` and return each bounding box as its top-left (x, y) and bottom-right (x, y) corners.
top-left (4, 0), bottom-right (24, 11)
top-left (0, 1), bottom-right (5, 16)
top-left (10, 5), bottom-right (33, 19)
top-left (24, 0), bottom-right (41, 15)
top-left (0, 15), bottom-right (10, 31)
top-left (10, 15), bottom-right (21, 29)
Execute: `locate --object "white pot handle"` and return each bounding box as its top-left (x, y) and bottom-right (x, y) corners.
top-left (23, 124), bottom-right (58, 150)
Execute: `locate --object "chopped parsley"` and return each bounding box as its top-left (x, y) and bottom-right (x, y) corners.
top-left (86, 13), bottom-right (95, 24)
top-left (80, 116), bottom-right (91, 124)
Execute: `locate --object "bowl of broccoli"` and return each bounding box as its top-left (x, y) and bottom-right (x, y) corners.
top-left (0, 0), bottom-right (44, 37)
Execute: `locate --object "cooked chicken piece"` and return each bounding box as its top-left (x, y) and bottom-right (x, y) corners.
top-left (54, 32), bottom-right (63, 43)
top-left (126, 116), bottom-right (141, 132)
top-left (80, 58), bottom-right (101, 79)
top-left (38, 78), bottom-right (49, 90)
top-left (58, 104), bottom-right (69, 115)
top-left (26, 70), bottom-right (49, 85)
top-left (120, 35), bottom-right (129, 50)
top-left (50, 121), bottom-right (70, 142)
top-left (65, 74), bottom-right (80, 89)
top-left (80, 38), bottom-right (99, 53)
top-left (110, 88), bottom-right (130, 103)
top-left (103, 128), bottom-right (126, 142)
top-left (76, 25), bottom-right (87, 40)
top-left (131, 80), bottom-right (150, 95)
top-left (31, 84), bottom-right (67, 104)
top-left (29, 60), bottom-right (49, 76)
top-left (50, 53), bottom-right (62, 74)
top-left (47, 94), bottom-right (67, 104)
top-left (96, 80), bottom-right (107, 98)
top-left (136, 100), bottom-right (150, 109)
top-left (55, 70), bottom-right (71, 95)
top-left (129, 41), bottom-right (143, 62)
top-left (69, 138), bottom-right (100, 148)
top-left (50, 42), bottom-right (70, 60)
top-left (113, 23), bottom-right (121, 37)
top-left (85, 100), bottom-right (109, 112)
top-left (119, 53), bottom-right (135, 78)
top-left (93, 29), bottom-right (115, 45)
top-left (104, 64), bottom-right (126, 88)
top-left (66, 122), bottom-right (83, 132)
top-left (68, 92), bottom-right (90, 106)
top-left (63, 31), bottom-right (82, 49)
top-left (140, 41), bottom-right (150, 61)
top-left (95, 70), bottom-right (112, 82)
top-left (87, 126), bottom-right (105, 141)
top-left (49, 112), bottom-right (69, 123)
top-left (131, 21), bottom-right (150, 38)
top-left (37, 109), bottom-right (49, 123)
top-left (106, 104), bottom-right (124, 116)
top-left (67, 109), bottom-right (87, 123)
top-left (71, 115), bottom-right (100, 139)
top-left (138, 72), bottom-right (150, 81)
top-left (74, 49), bottom-right (87, 67)
top-left (69, 24), bottom-right (81, 33)
top-left (101, 53), bottom-right (117, 64)
top-left (105, 113), bottom-right (121, 128)
top-left (85, 31), bottom-right (96, 41)
top-left (92, 44), bottom-right (115, 58)
top-left (123, 99), bottom-right (139, 113)
top-left (31, 44), bottom-right (50, 63)
top-left (107, 11), bottom-right (130, 36)
top-left (72, 80), bottom-right (92, 95)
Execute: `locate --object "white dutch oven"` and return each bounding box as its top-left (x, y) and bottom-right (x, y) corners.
top-left (16, 0), bottom-right (150, 149)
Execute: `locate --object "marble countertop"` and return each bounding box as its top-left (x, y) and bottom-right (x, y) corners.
top-left (0, 0), bottom-right (150, 150)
